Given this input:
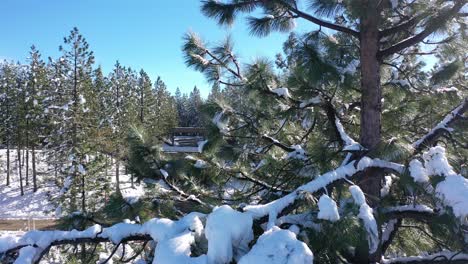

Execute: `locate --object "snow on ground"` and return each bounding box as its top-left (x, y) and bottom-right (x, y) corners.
top-left (0, 149), bottom-right (58, 220)
top-left (0, 149), bottom-right (154, 222)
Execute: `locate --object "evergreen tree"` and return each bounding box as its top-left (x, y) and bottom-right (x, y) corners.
top-left (0, 62), bottom-right (17, 186)
top-left (48, 27), bottom-right (97, 213)
top-left (187, 85), bottom-right (203, 127)
top-left (153, 76), bottom-right (178, 135)
top-left (25, 46), bottom-right (48, 192)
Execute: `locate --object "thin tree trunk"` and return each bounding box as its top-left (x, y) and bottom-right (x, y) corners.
top-left (81, 162), bottom-right (86, 213)
top-left (116, 159), bottom-right (120, 193)
top-left (17, 146), bottom-right (24, 196)
top-left (32, 145), bottom-right (37, 192)
top-left (6, 143), bottom-right (10, 186)
top-left (26, 147), bottom-right (29, 186)
top-left (105, 156), bottom-right (108, 177)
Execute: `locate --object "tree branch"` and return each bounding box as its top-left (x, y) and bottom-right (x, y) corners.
top-left (378, 0), bottom-right (466, 58)
top-left (412, 98), bottom-right (467, 154)
top-left (279, 1), bottom-right (360, 37)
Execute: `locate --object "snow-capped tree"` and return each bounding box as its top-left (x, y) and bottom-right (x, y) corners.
top-left (1, 1), bottom-right (467, 263)
top-left (25, 45), bottom-right (48, 192)
top-left (46, 27), bottom-right (98, 213)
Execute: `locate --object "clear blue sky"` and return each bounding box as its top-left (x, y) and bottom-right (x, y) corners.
top-left (0, 0), bottom-right (313, 97)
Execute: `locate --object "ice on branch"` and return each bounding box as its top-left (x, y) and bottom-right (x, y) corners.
top-left (238, 227), bottom-right (313, 264)
top-left (205, 205), bottom-right (253, 264)
top-left (270, 87), bottom-right (291, 99)
top-left (317, 194), bottom-right (340, 222)
top-left (335, 117), bottom-right (364, 151)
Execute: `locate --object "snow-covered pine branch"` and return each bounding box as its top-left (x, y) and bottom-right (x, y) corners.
top-left (334, 116), bottom-right (364, 151)
top-left (412, 98), bottom-right (467, 153)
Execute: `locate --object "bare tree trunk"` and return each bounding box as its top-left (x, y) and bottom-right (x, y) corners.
top-left (105, 156), bottom-right (108, 177)
top-left (17, 146), bottom-right (24, 196)
top-left (32, 145), bottom-right (37, 192)
top-left (116, 159), bottom-right (120, 193)
top-left (25, 147), bottom-right (29, 186)
top-left (6, 143), bottom-right (10, 186)
top-left (81, 162), bottom-right (86, 213)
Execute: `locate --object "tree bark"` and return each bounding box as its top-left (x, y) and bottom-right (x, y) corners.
top-left (17, 146), bottom-right (24, 196)
top-left (358, 3), bottom-right (384, 203)
top-left (32, 145), bottom-right (37, 192)
top-left (358, 3), bottom-right (383, 263)
top-left (6, 143), bottom-right (10, 186)
top-left (25, 147), bottom-right (29, 186)
top-left (116, 159), bottom-right (120, 193)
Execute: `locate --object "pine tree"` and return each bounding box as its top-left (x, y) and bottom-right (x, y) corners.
top-left (187, 86), bottom-right (203, 127)
top-left (136, 69), bottom-right (156, 127)
top-left (0, 62), bottom-right (16, 186)
top-left (199, 0), bottom-right (467, 205)
top-left (47, 27), bottom-right (96, 213)
top-left (25, 46), bottom-right (48, 192)
top-left (153, 76), bottom-right (178, 135)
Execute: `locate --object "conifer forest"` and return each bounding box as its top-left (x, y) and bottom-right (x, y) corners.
top-left (0, 0), bottom-right (467, 263)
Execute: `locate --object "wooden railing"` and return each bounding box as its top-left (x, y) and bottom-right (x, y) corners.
top-left (170, 127), bottom-right (207, 146)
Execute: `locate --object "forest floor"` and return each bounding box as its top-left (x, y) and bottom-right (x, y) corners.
top-left (0, 149), bottom-right (148, 233)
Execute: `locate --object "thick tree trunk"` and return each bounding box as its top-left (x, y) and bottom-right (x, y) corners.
top-left (32, 145), bottom-right (37, 192)
top-left (358, 4), bottom-right (383, 205)
top-left (357, 3), bottom-right (383, 263)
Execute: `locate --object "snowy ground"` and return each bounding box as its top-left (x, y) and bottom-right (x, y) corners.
top-left (0, 149), bottom-right (58, 220)
top-left (0, 149), bottom-right (153, 225)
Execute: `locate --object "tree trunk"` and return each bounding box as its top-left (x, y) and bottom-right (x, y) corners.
top-left (116, 159), bottom-right (120, 193)
top-left (358, 4), bottom-right (383, 205)
top-left (17, 146), bottom-right (24, 196)
top-left (81, 163), bottom-right (86, 213)
top-left (25, 147), bottom-right (29, 186)
top-left (105, 156), bottom-right (108, 177)
top-left (6, 143), bottom-right (10, 186)
top-left (32, 145), bottom-right (37, 192)
top-left (357, 3), bottom-right (383, 263)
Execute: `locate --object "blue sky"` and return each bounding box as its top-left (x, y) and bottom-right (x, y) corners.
top-left (0, 0), bottom-right (313, 97)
